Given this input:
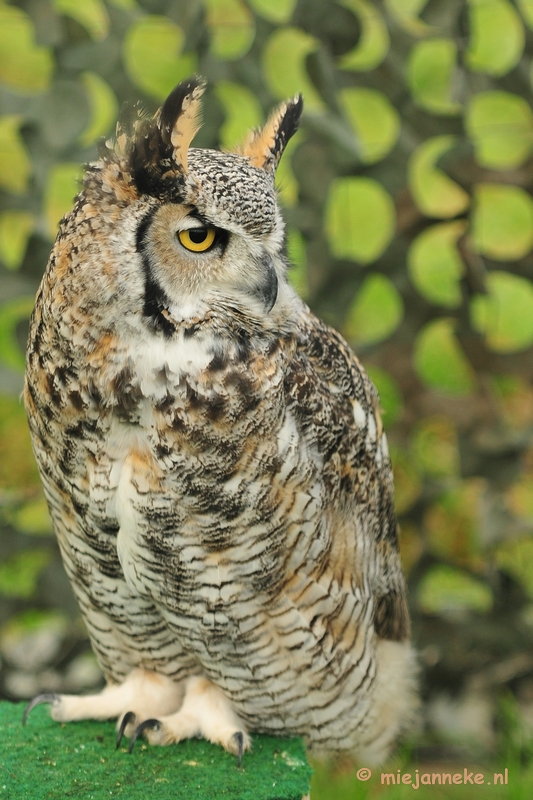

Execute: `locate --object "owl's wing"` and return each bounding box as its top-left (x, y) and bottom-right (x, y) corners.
top-left (286, 304), bottom-right (409, 642)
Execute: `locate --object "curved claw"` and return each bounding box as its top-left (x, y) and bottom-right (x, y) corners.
top-left (22, 693), bottom-right (60, 726)
top-left (233, 731), bottom-right (244, 768)
top-left (116, 711), bottom-right (137, 749)
top-left (128, 718), bottom-right (161, 753)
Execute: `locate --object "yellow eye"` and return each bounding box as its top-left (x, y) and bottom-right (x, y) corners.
top-left (177, 227), bottom-right (216, 252)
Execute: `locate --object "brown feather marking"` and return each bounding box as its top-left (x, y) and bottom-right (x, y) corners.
top-left (238, 94), bottom-right (302, 173)
top-left (239, 106), bottom-right (285, 171)
top-left (169, 81), bottom-right (206, 173)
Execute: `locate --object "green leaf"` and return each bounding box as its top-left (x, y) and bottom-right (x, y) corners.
top-left (52, 0), bottom-right (110, 40)
top-left (214, 81), bottom-right (262, 150)
top-left (44, 163), bottom-right (83, 239)
top-left (247, 0), bottom-right (297, 24)
top-left (337, 0), bottom-right (390, 71)
top-left (262, 28), bottom-right (323, 112)
top-left (506, 468), bottom-right (533, 521)
top-left (123, 16), bottom-right (196, 101)
top-left (325, 177), bottom-right (396, 264)
top-left (0, 394), bottom-right (41, 490)
top-left (407, 39), bottom-right (461, 115)
top-left (424, 479), bottom-right (485, 565)
top-left (0, 5), bottom-right (53, 94)
top-left (35, 80), bottom-right (91, 150)
top-left (466, 0), bottom-right (524, 77)
top-left (414, 318), bottom-right (475, 395)
top-left (418, 565), bottom-right (492, 614)
top-left (398, 523), bottom-right (424, 574)
top-left (344, 274), bottom-right (403, 345)
top-left (205, 0), bottom-right (255, 60)
top-left (408, 136), bottom-right (470, 218)
top-left (0, 211), bottom-right (34, 271)
top-left (10, 496), bottom-right (53, 536)
top-left (472, 183), bottom-right (533, 261)
top-left (517, 0), bottom-right (533, 28)
top-left (384, 0), bottom-right (432, 35)
top-left (1, 609), bottom-right (67, 639)
top-left (495, 537), bottom-right (533, 599)
top-left (0, 296), bottom-right (34, 373)
top-left (466, 91), bottom-right (533, 170)
top-left (0, 116), bottom-right (31, 195)
top-left (107, 0), bottom-right (137, 8)
top-left (408, 220), bottom-right (467, 308)
top-left (275, 131), bottom-right (303, 208)
top-left (0, 549), bottom-right (53, 600)
top-left (339, 87), bottom-right (400, 164)
top-left (492, 374), bottom-right (533, 431)
top-left (390, 446), bottom-right (422, 514)
top-left (412, 416), bottom-right (460, 478)
top-left (79, 72), bottom-right (119, 147)
top-left (471, 271), bottom-right (533, 353)
top-left (286, 229), bottom-right (309, 300)
top-left (365, 365), bottom-right (403, 427)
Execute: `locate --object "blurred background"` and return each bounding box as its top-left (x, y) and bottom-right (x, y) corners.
top-left (2, 0), bottom-right (533, 794)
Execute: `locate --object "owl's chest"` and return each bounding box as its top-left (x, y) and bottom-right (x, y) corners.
top-left (89, 415), bottom-right (323, 643)
top-left (84, 343), bottom-right (326, 630)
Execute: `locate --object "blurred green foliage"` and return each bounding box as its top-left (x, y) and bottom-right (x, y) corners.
top-left (2, 0), bottom-right (533, 778)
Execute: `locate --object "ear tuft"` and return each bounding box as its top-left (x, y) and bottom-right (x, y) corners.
top-left (157, 76), bottom-right (206, 172)
top-left (238, 94), bottom-right (303, 173)
top-left (125, 77), bottom-right (206, 198)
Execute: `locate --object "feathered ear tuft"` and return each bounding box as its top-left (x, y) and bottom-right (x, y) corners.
top-left (238, 94), bottom-right (303, 173)
top-left (125, 77), bottom-right (206, 198)
top-left (157, 76), bottom-right (206, 172)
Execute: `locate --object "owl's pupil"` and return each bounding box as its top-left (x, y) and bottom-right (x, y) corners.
top-left (189, 228), bottom-right (208, 244)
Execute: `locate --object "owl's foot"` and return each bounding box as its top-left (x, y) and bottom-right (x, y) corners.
top-left (22, 692), bottom-right (61, 725)
top-left (22, 670), bottom-right (249, 766)
top-left (22, 668), bottom-right (184, 726)
top-left (132, 722), bottom-right (246, 767)
top-left (127, 675), bottom-right (250, 766)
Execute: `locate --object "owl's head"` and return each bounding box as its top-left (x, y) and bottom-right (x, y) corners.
top-left (88, 77), bottom-right (302, 335)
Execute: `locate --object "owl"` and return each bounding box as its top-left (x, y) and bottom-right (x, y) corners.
top-left (24, 77), bottom-right (417, 765)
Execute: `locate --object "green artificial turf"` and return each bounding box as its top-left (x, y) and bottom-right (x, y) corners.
top-left (0, 702), bottom-right (312, 800)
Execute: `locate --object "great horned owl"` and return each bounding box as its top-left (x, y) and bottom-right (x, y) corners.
top-left (24, 77), bottom-right (417, 765)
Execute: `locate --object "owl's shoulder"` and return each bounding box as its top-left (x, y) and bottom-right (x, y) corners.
top-left (287, 303), bottom-right (382, 448)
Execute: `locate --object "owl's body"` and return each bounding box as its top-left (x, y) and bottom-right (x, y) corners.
top-left (24, 79), bottom-right (416, 763)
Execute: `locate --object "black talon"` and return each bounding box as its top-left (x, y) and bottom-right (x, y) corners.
top-left (233, 731), bottom-right (244, 768)
top-left (116, 711), bottom-right (136, 749)
top-left (22, 693), bottom-right (60, 726)
top-left (128, 718), bottom-right (161, 753)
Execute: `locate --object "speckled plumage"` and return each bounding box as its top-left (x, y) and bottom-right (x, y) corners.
top-left (24, 78), bottom-right (417, 762)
